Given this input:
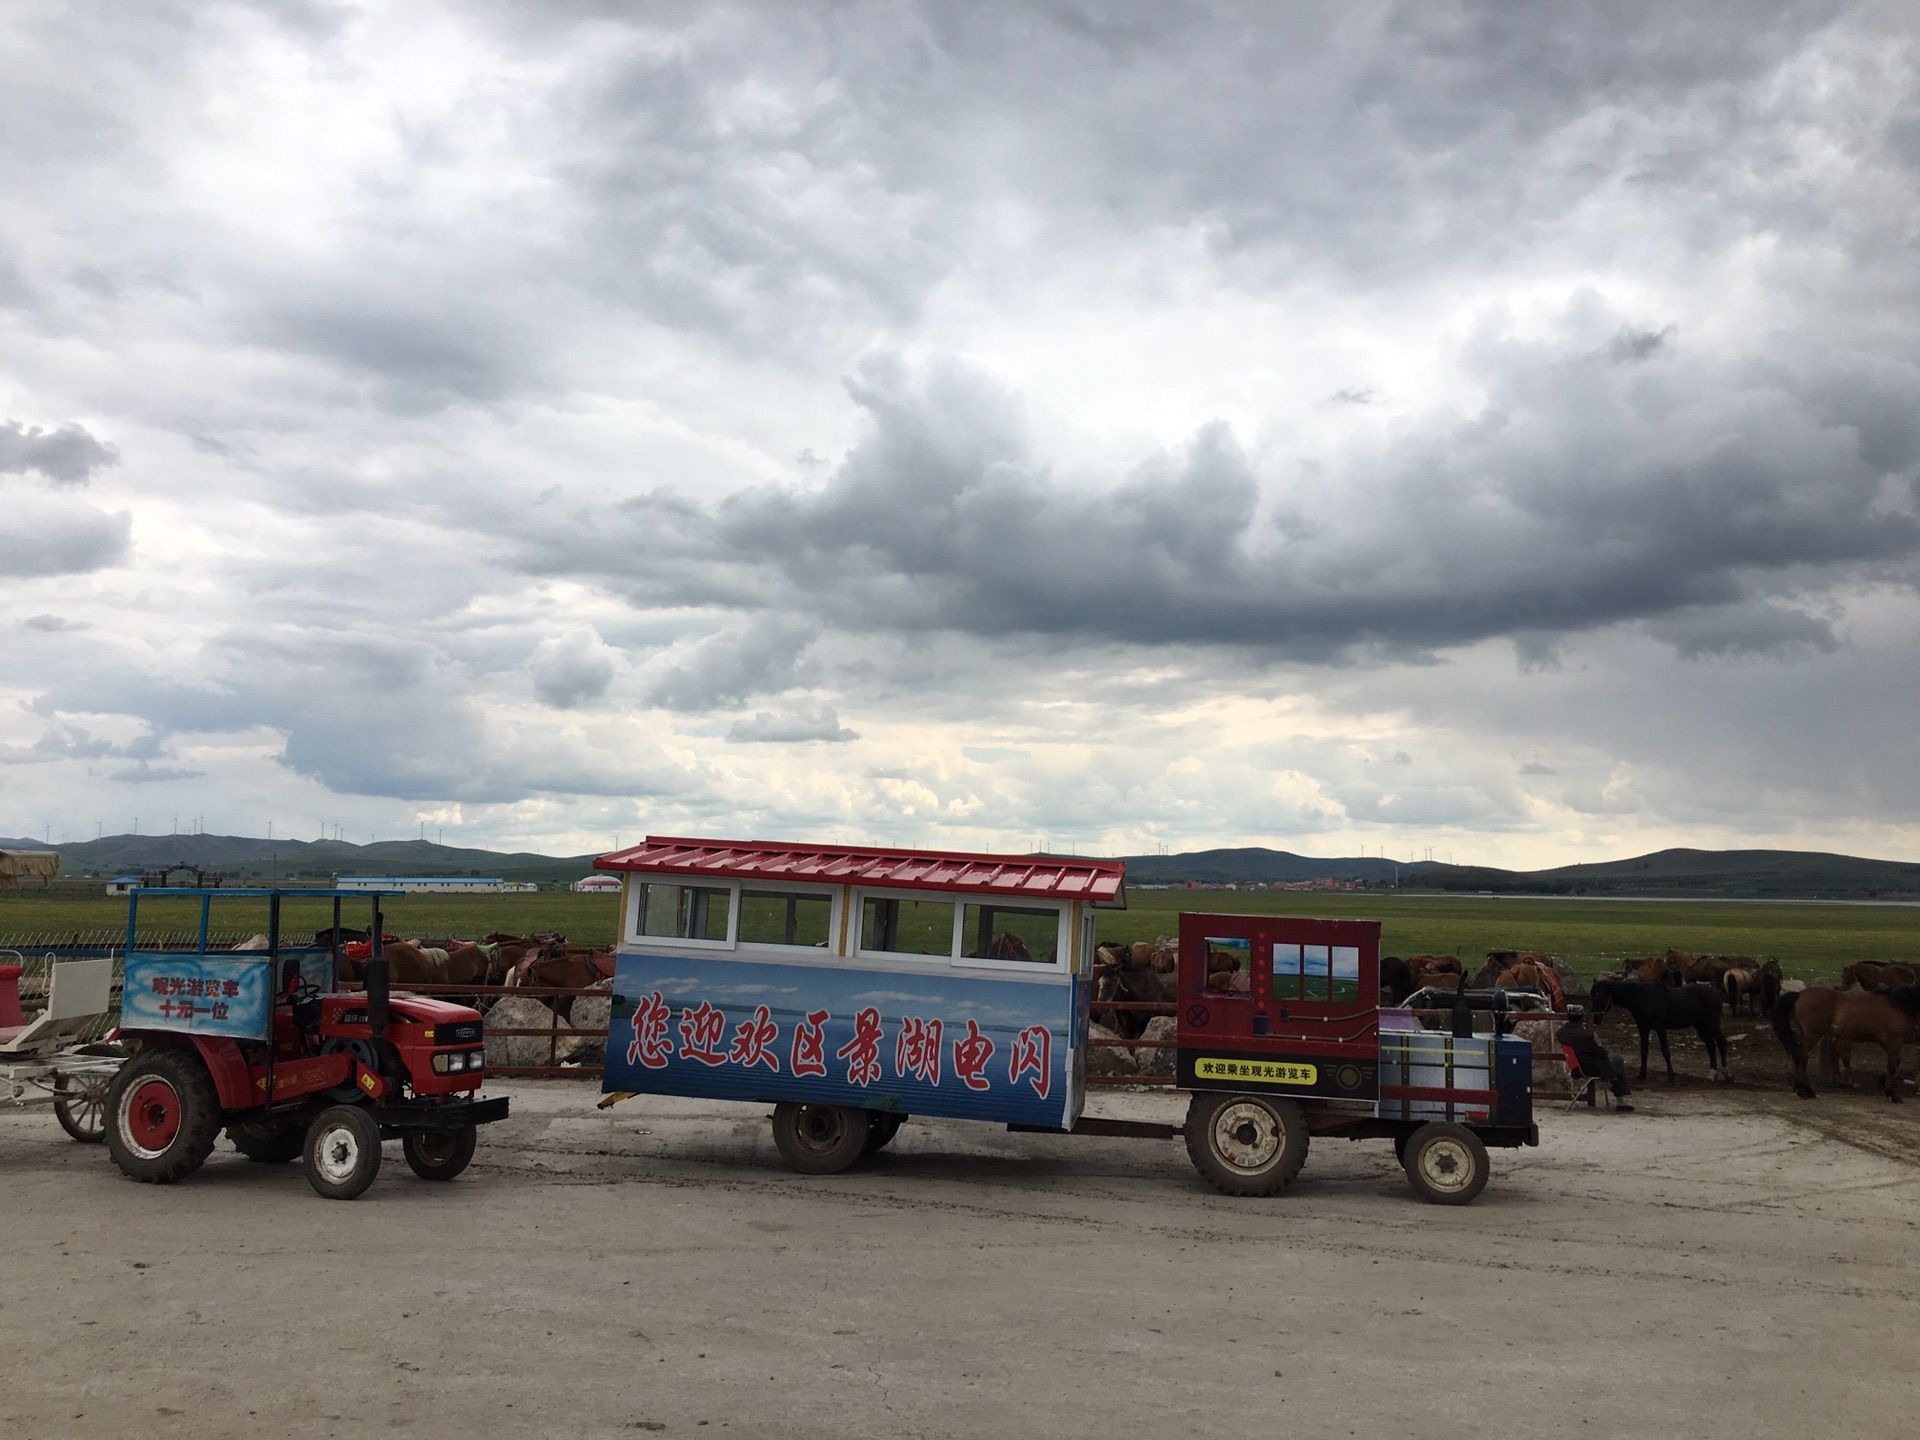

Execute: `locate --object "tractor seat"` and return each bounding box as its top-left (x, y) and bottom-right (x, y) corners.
top-left (0, 963), bottom-right (23, 1030)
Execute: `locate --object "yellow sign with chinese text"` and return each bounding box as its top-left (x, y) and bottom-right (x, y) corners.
top-left (1194, 1058), bottom-right (1318, 1086)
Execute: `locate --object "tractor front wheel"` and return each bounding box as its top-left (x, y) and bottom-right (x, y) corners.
top-left (1184, 1092), bottom-right (1309, 1197)
top-left (771, 1102), bottom-right (868, 1174)
top-left (227, 1117), bottom-right (305, 1164)
top-left (106, 1048), bottom-right (221, 1184)
top-left (304, 1105), bottom-right (383, 1200)
top-left (1401, 1122), bottom-right (1490, 1206)
top-left (402, 1125), bottom-right (477, 1181)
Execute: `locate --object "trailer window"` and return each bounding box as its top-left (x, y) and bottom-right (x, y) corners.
top-left (1331, 945), bottom-right (1361, 1000)
top-left (1271, 942), bottom-right (1300, 999)
top-left (1204, 936), bottom-right (1252, 995)
top-left (962, 903), bottom-right (1059, 964)
top-left (858, 895), bottom-right (956, 959)
top-left (737, 888), bottom-right (833, 948)
top-left (1301, 944), bottom-right (1331, 999)
top-left (635, 882), bottom-right (732, 943)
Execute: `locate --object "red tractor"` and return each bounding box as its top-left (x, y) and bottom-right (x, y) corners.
top-left (104, 888), bottom-right (508, 1200)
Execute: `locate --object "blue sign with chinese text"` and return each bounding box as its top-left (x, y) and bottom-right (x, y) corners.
top-left (122, 953), bottom-right (273, 1041)
top-left (601, 951), bottom-right (1080, 1130)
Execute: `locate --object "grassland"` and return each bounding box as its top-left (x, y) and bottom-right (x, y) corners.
top-left (2, 888), bottom-right (1913, 980)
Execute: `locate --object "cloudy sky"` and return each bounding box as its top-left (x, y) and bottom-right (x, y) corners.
top-left (3, 1), bottom-right (1918, 867)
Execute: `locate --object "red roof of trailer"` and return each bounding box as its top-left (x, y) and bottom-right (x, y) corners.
top-left (594, 836), bottom-right (1127, 906)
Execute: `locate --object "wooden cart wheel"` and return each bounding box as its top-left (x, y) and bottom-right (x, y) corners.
top-left (54, 1071), bottom-right (110, 1144)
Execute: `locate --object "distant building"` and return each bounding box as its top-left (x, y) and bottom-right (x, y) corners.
top-left (571, 875), bottom-right (622, 893)
top-left (105, 875), bottom-right (140, 896)
top-left (336, 876), bottom-right (508, 894)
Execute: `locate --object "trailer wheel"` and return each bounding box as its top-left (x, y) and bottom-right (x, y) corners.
top-left (771, 1102), bottom-right (868, 1174)
top-left (1402, 1122), bottom-right (1490, 1206)
top-left (54, 1072), bottom-right (111, 1143)
top-left (403, 1125), bottom-right (477, 1181)
top-left (304, 1105), bottom-right (383, 1200)
top-left (105, 1048), bottom-right (221, 1184)
top-left (863, 1111), bottom-right (906, 1155)
top-left (1184, 1092), bottom-right (1309, 1197)
top-left (227, 1118), bottom-right (305, 1164)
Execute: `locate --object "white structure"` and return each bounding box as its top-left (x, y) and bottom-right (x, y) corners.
top-left (105, 876), bottom-right (140, 896)
top-left (571, 875), bottom-right (622, 893)
top-left (336, 876), bottom-right (508, 894)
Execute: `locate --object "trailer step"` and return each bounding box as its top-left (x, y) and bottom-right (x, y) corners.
top-left (1006, 1117), bottom-right (1179, 1141)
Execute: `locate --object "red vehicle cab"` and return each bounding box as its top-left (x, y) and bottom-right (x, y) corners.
top-left (1175, 913), bottom-right (1537, 1204)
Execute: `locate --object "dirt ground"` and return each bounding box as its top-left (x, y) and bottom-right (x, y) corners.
top-left (5, 1067), bottom-right (1920, 1440)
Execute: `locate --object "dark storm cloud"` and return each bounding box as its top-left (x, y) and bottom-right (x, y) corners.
top-left (0, 420), bottom-right (118, 484)
top-left (523, 319), bottom-right (1920, 661)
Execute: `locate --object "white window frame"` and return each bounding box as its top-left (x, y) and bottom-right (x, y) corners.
top-left (849, 887), bottom-right (1070, 974)
top-left (952, 898), bottom-right (1070, 975)
top-left (850, 887), bottom-right (965, 965)
top-left (623, 876), bottom-right (739, 950)
top-left (731, 880), bottom-right (843, 957)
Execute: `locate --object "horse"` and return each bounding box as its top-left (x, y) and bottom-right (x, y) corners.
top-left (1722, 967), bottom-right (1760, 1017)
top-left (340, 938), bottom-right (503, 988)
top-left (1772, 986), bottom-right (1920, 1101)
top-left (1494, 961), bottom-right (1566, 1011)
top-left (507, 939), bottom-right (616, 1021)
top-left (1840, 961), bottom-right (1919, 992)
top-left (1405, 954), bottom-right (1462, 977)
top-left (1589, 978), bottom-right (1732, 1082)
top-left (1755, 959), bottom-right (1783, 1016)
top-left (1380, 956), bottom-right (1417, 1005)
top-left (1618, 955), bottom-right (1680, 985)
top-left (979, 932), bottom-right (1033, 963)
top-left (1092, 962), bottom-right (1176, 1040)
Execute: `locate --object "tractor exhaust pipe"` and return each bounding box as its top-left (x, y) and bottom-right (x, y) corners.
top-left (364, 955), bottom-right (390, 1040)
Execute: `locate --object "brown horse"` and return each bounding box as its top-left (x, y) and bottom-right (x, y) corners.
top-left (1093, 962), bottom-right (1176, 1040)
top-left (1493, 961), bottom-right (1566, 1010)
top-left (1841, 961), bottom-right (1920, 992)
top-left (1620, 955), bottom-right (1681, 985)
top-left (1722, 966), bottom-right (1760, 1016)
top-left (1405, 954), bottom-right (1462, 979)
top-left (1773, 986), bottom-right (1920, 1101)
top-left (507, 938), bottom-right (615, 1021)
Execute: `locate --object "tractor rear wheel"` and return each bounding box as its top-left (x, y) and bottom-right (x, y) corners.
top-left (54, 1072), bottom-right (111, 1143)
top-left (771, 1102), bottom-right (868, 1174)
top-left (1402, 1122), bottom-right (1490, 1206)
top-left (402, 1125), bottom-right (477, 1181)
top-left (227, 1117), bottom-right (305, 1164)
top-left (304, 1105), bottom-right (383, 1200)
top-left (105, 1048), bottom-right (221, 1184)
top-left (1184, 1091), bottom-right (1309, 1197)
top-left (863, 1111), bottom-right (905, 1155)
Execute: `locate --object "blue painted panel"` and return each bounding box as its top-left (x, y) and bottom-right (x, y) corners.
top-left (601, 951), bottom-right (1078, 1129)
top-left (122, 952), bottom-right (272, 1041)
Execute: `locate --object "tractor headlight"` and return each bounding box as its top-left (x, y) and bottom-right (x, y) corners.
top-left (431, 1052), bottom-right (452, 1074)
top-left (464, 1049), bottom-right (483, 1071)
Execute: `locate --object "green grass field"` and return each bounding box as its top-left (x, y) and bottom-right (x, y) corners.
top-left (2, 888), bottom-right (1913, 980)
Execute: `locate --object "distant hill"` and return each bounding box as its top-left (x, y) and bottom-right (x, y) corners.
top-left (1121, 845), bottom-right (1920, 900)
top-left (0, 833), bottom-right (597, 884)
top-left (7, 835), bottom-right (1916, 900)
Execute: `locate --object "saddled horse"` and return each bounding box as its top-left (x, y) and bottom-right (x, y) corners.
top-left (506, 937), bottom-right (616, 1021)
top-left (340, 938), bottom-right (504, 988)
top-left (1619, 955), bottom-right (1681, 986)
top-left (1772, 985), bottom-right (1920, 1101)
top-left (1405, 954), bottom-right (1462, 978)
top-left (1590, 978), bottom-right (1731, 1082)
top-left (1494, 960), bottom-right (1566, 1011)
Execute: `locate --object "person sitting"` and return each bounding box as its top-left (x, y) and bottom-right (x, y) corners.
top-left (1557, 1005), bottom-right (1634, 1113)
